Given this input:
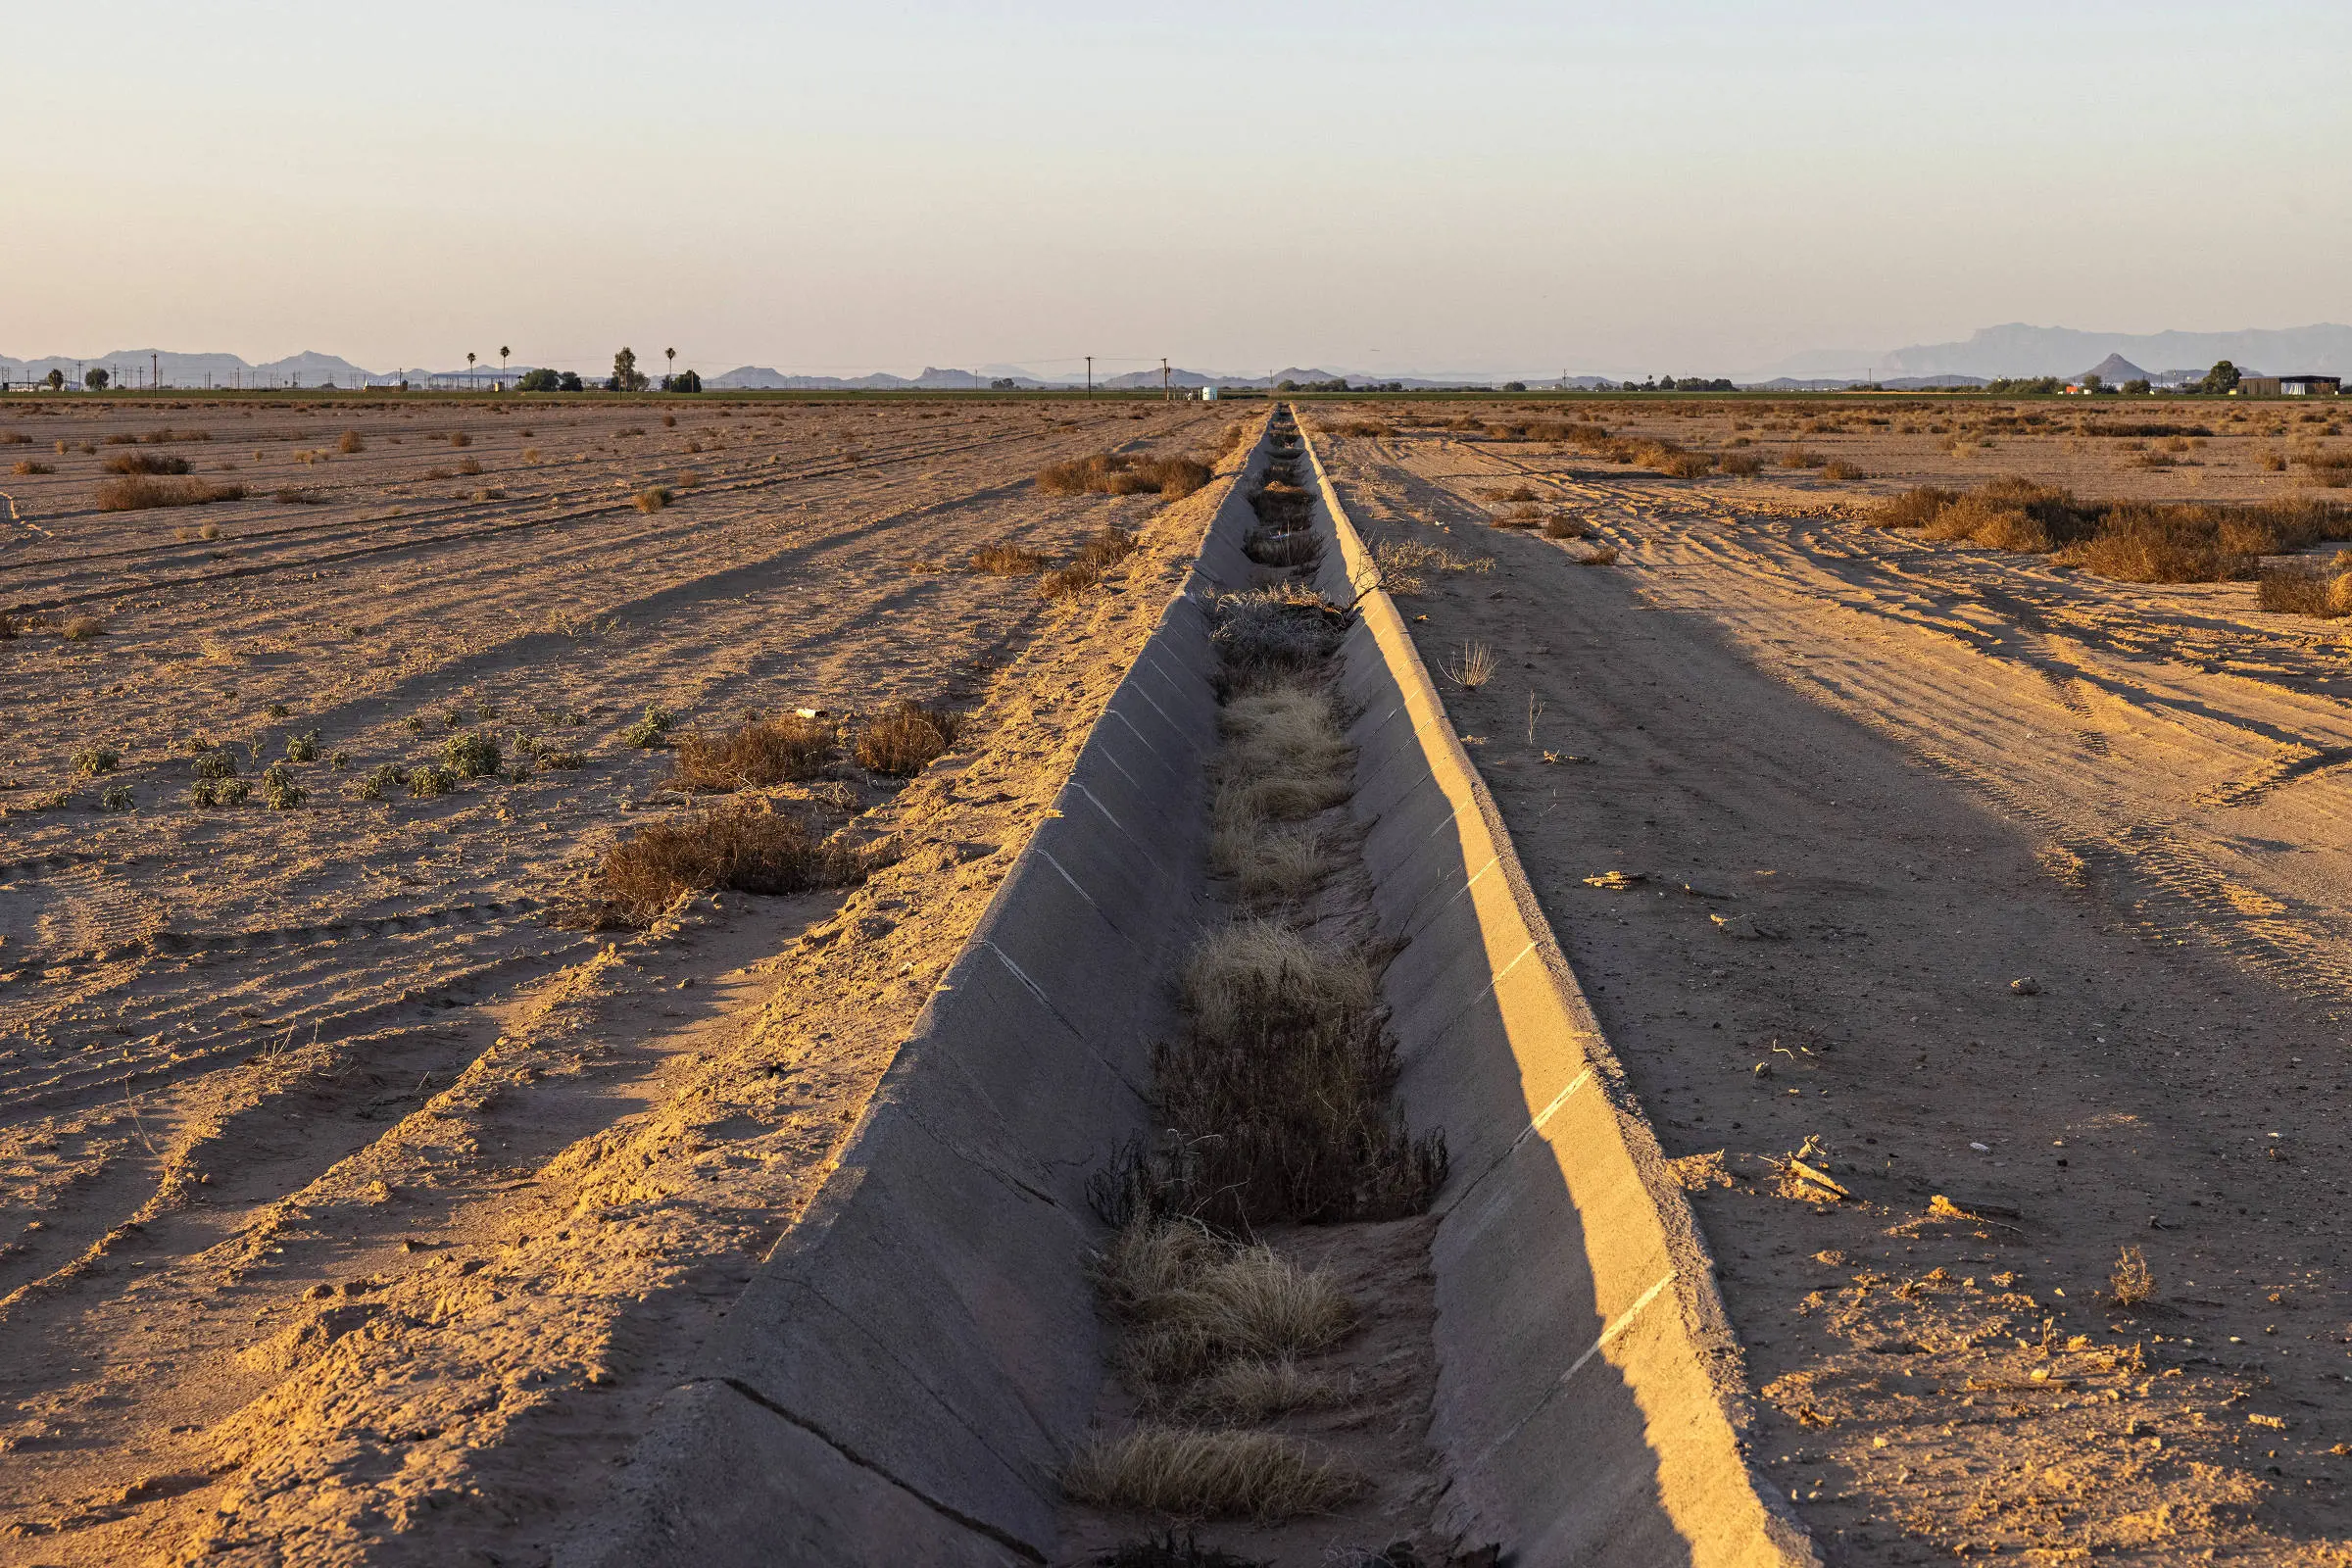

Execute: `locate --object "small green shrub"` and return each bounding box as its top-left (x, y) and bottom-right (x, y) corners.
top-left (193, 749), bottom-right (239, 780)
top-left (328, 751), bottom-right (351, 770)
top-left (284, 731), bottom-right (320, 763)
top-left (99, 784), bottom-right (135, 811)
top-left (74, 746), bottom-right (122, 777)
top-left (191, 777), bottom-right (251, 808)
top-left (620, 705), bottom-right (675, 748)
top-left (443, 731), bottom-right (503, 778)
top-left (354, 763), bottom-right (408, 801)
top-left (262, 764), bottom-right (306, 809)
top-left (408, 763), bottom-right (459, 798)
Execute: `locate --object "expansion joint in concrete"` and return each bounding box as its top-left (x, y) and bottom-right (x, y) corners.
top-left (710, 1376), bottom-right (1049, 1565)
top-left (1435, 1064), bottom-right (1594, 1222)
top-left (1475, 1271), bottom-right (1678, 1466)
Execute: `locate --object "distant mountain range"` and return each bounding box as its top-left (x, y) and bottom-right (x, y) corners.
top-left (1744, 323), bottom-right (2352, 384)
top-left (0, 348), bottom-right (514, 388)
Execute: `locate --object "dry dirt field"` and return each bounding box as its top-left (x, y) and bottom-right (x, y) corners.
top-left (0, 393), bottom-right (1239, 1564)
top-left (1310, 397), bottom-right (2352, 1564)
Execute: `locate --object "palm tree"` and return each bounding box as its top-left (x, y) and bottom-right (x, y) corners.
top-left (665, 347), bottom-right (676, 387)
top-left (500, 345), bottom-right (511, 378)
top-left (466, 351), bottom-right (477, 389)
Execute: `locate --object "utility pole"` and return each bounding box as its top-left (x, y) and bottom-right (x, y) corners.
top-left (1086, 356), bottom-right (1093, 399)
top-left (152, 351), bottom-right (158, 390)
top-left (1162, 358), bottom-right (1170, 401)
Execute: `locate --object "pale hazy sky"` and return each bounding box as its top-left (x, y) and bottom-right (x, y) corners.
top-left (12, 1), bottom-right (2347, 377)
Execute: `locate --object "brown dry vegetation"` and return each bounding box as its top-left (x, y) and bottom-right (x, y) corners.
top-left (972, 540), bottom-right (1048, 575)
top-left (102, 450), bottom-right (191, 475)
top-left (94, 473), bottom-right (246, 510)
top-left (1874, 480), bottom-right (2352, 583)
top-left (1039, 450), bottom-right (1214, 499)
top-left (594, 801), bottom-right (869, 925)
top-left (853, 698), bottom-right (963, 775)
top-left (667, 713), bottom-right (837, 792)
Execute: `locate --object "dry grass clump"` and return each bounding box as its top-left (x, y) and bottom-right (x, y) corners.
top-left (634, 486), bottom-right (672, 513)
top-left (2109, 1246), bottom-right (2156, 1306)
top-left (96, 475), bottom-right (245, 511)
top-left (1777, 447), bottom-right (1827, 469)
top-left (1636, 441), bottom-right (1714, 479)
top-left (1716, 451), bottom-right (1762, 476)
top-left (1870, 486), bottom-right (1961, 529)
top-left (669, 713), bottom-right (836, 791)
top-left (1179, 1357), bottom-right (1350, 1422)
top-left (854, 699), bottom-right (962, 775)
top-left (1244, 524), bottom-right (1319, 568)
top-left (1883, 481), bottom-right (2352, 583)
top-left (1445, 640), bottom-right (1496, 690)
top-left (11, 459), bottom-right (53, 475)
top-left (1077, 525), bottom-right (1141, 569)
top-left (1206, 588), bottom-right (1348, 693)
top-left (971, 540), bottom-right (1048, 575)
top-left (1040, 559), bottom-right (1103, 599)
top-left (2257, 554), bottom-right (2352, 617)
top-left (1059, 1426), bottom-right (1356, 1521)
top-left (336, 429), bottom-right (365, 454)
top-left (1372, 536), bottom-right (1489, 593)
top-left (1208, 683), bottom-right (1352, 901)
top-left (103, 450), bottom-right (191, 475)
top-left (1095, 920), bottom-right (1443, 1233)
top-left (1177, 920), bottom-right (1377, 1067)
top-left (2293, 446), bottom-right (2352, 488)
top-left (1910, 477), bottom-right (2096, 554)
top-left (1249, 479), bottom-right (1312, 531)
top-left (2071, 510), bottom-right (2246, 582)
top-left (1094, 1222), bottom-right (1356, 1387)
top-left (1039, 452), bottom-right (1213, 499)
top-left (1820, 460), bottom-right (1865, 481)
top-left (596, 802), bottom-right (868, 925)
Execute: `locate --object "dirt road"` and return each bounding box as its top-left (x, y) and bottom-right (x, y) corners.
top-left (0, 396), bottom-right (1238, 1564)
top-left (1316, 416), bottom-right (2352, 1564)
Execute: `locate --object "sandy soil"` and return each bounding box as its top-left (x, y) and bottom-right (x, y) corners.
top-left (1310, 401), bottom-right (2352, 1564)
top-left (0, 394), bottom-right (1238, 1564)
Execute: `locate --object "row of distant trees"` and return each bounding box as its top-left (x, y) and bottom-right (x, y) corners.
top-left (1986, 361), bottom-right (2247, 397)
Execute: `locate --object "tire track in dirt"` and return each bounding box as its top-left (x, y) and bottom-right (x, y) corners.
top-left (1337, 425), bottom-right (2352, 1009)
